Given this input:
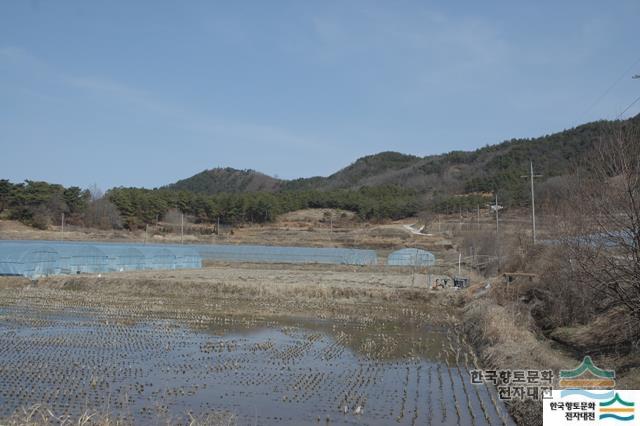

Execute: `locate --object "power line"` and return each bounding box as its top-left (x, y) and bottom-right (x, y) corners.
top-left (616, 93), bottom-right (640, 119)
top-left (578, 55), bottom-right (640, 122)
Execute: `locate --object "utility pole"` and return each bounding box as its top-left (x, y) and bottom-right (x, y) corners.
top-left (330, 213), bottom-right (333, 239)
top-left (494, 194), bottom-right (500, 234)
top-left (491, 193), bottom-right (503, 267)
top-left (521, 161), bottom-right (543, 245)
top-left (495, 193), bottom-right (500, 266)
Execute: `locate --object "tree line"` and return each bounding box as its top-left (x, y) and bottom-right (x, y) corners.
top-left (0, 180), bottom-right (89, 229)
top-left (107, 185), bottom-right (419, 229)
top-left (0, 179), bottom-right (420, 230)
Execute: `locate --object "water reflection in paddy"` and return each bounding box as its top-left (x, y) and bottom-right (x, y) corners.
top-left (0, 307), bottom-right (513, 425)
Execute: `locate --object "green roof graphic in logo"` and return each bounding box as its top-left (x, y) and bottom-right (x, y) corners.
top-left (599, 393), bottom-right (635, 422)
top-left (560, 356), bottom-right (615, 379)
top-left (600, 393), bottom-right (634, 407)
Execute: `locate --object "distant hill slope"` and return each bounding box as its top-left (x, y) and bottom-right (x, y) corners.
top-left (168, 114), bottom-right (640, 200)
top-left (283, 151), bottom-right (421, 191)
top-left (168, 167), bottom-right (282, 194)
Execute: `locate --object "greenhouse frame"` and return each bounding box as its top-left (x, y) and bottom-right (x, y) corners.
top-left (193, 244), bottom-right (378, 266)
top-left (0, 240), bottom-right (378, 279)
top-left (0, 241), bottom-right (204, 279)
top-left (386, 248), bottom-right (436, 267)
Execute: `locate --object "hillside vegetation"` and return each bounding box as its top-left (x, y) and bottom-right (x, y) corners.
top-left (288, 116), bottom-right (639, 198)
top-left (171, 115), bottom-right (639, 204)
top-left (0, 180), bottom-right (89, 229)
top-left (168, 167), bottom-right (281, 194)
top-left (1, 115), bottom-right (637, 230)
top-left (107, 185), bottom-right (418, 229)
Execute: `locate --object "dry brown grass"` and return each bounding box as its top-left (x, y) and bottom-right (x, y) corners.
top-left (0, 264), bottom-right (462, 340)
top-left (463, 296), bottom-right (572, 372)
top-left (2, 405), bottom-right (108, 426)
top-left (0, 210), bottom-right (458, 257)
top-left (34, 264), bottom-right (441, 306)
top-left (549, 307), bottom-right (639, 352)
top-left (462, 285), bottom-right (575, 426)
top-left (1, 405), bottom-right (236, 426)
top-left (277, 208), bottom-right (356, 224)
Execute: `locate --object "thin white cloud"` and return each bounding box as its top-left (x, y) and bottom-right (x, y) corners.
top-left (0, 46), bottom-right (53, 73)
top-left (0, 46), bottom-right (33, 61)
top-left (305, 7), bottom-right (512, 69)
top-left (67, 75), bottom-right (328, 152)
top-left (1, 47), bottom-right (329, 154)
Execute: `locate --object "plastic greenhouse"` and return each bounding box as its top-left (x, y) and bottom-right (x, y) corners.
top-left (387, 248), bottom-right (436, 267)
top-left (171, 246), bottom-right (202, 269)
top-left (192, 244), bottom-right (378, 265)
top-left (100, 246), bottom-right (146, 272)
top-left (0, 243), bottom-right (59, 278)
top-left (142, 247), bottom-right (172, 270)
top-left (56, 245), bottom-right (109, 274)
top-left (0, 240), bottom-right (378, 279)
top-left (0, 241), bottom-right (204, 279)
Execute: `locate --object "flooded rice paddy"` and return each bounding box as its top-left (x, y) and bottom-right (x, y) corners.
top-left (0, 303), bottom-right (513, 425)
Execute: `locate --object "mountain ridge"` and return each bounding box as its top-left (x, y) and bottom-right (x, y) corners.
top-left (168, 167), bottom-right (282, 195)
top-left (167, 114), bottom-right (640, 201)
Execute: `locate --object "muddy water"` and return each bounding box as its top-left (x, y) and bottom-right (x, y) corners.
top-left (0, 306), bottom-right (513, 425)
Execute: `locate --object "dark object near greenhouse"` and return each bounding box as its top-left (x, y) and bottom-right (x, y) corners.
top-left (453, 277), bottom-right (469, 288)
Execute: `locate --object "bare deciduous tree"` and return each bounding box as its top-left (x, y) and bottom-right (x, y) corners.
top-left (84, 186), bottom-right (122, 230)
top-left (565, 124), bottom-right (640, 326)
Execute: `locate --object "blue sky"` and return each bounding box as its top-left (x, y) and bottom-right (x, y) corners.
top-left (1, 1), bottom-right (639, 189)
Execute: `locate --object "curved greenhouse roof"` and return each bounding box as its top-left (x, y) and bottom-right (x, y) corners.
top-left (193, 244), bottom-right (377, 265)
top-left (56, 244), bottom-right (109, 274)
top-left (143, 247), bottom-right (176, 270)
top-left (171, 246), bottom-right (202, 269)
top-left (387, 248), bottom-right (436, 267)
top-left (100, 246), bottom-right (146, 272)
top-left (0, 239), bottom-right (377, 279)
top-left (0, 244), bottom-right (59, 278)
top-left (0, 241), bottom-right (203, 279)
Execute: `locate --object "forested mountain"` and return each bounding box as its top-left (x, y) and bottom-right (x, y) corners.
top-left (168, 167), bottom-right (281, 194)
top-left (283, 152), bottom-right (421, 191)
top-left (1, 115), bottom-right (638, 230)
top-left (174, 115), bottom-right (640, 204)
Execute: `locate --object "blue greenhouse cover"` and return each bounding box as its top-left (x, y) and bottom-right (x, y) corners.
top-left (387, 248), bottom-right (436, 266)
top-left (0, 240), bottom-right (377, 279)
top-left (192, 244), bottom-right (378, 265)
top-left (0, 241), bottom-right (203, 279)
